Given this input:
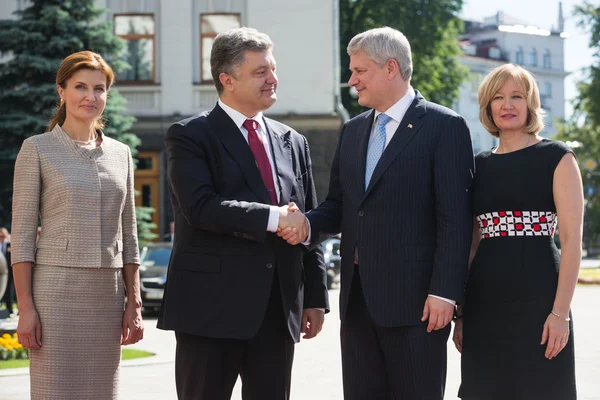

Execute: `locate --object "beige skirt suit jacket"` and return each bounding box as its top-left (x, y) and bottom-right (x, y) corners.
top-left (11, 125), bottom-right (139, 399)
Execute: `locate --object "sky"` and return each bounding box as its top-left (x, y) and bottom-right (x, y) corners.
top-left (461, 0), bottom-right (595, 119)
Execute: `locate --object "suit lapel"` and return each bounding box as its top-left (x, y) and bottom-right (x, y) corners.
top-left (363, 92), bottom-right (428, 199)
top-left (356, 110), bottom-right (376, 195)
top-left (264, 117), bottom-right (293, 206)
top-left (208, 104), bottom-right (271, 204)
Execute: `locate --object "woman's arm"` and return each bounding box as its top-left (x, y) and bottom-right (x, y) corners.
top-left (121, 146), bottom-right (143, 345)
top-left (541, 153), bottom-right (583, 359)
top-left (13, 261), bottom-right (42, 349)
top-left (11, 139), bottom-right (43, 349)
top-left (121, 263), bottom-right (143, 345)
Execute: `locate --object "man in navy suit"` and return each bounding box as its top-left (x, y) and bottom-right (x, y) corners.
top-left (281, 27), bottom-right (474, 399)
top-left (158, 27), bottom-right (329, 400)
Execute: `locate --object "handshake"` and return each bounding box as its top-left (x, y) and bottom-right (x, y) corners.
top-left (277, 203), bottom-right (309, 245)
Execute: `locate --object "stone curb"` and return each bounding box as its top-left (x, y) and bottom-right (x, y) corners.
top-left (0, 352), bottom-right (170, 377)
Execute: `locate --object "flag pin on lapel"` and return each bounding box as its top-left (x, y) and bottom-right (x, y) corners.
top-left (407, 123), bottom-right (413, 129)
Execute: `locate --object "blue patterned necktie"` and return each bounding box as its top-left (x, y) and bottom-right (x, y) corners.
top-left (365, 113), bottom-right (391, 189)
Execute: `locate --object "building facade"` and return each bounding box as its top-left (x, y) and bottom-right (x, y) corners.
top-left (456, 8), bottom-right (569, 153)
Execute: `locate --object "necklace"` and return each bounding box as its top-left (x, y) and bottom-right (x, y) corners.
top-left (72, 132), bottom-right (99, 145)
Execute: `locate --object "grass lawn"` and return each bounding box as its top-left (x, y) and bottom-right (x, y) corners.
top-left (579, 268), bottom-right (600, 282)
top-left (0, 358), bottom-right (28, 369)
top-left (0, 348), bottom-right (154, 370)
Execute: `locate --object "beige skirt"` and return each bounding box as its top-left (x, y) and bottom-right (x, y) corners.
top-left (30, 264), bottom-right (124, 400)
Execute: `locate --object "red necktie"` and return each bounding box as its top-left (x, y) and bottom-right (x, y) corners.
top-left (243, 119), bottom-right (278, 205)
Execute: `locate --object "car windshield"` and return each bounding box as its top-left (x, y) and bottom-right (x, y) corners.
top-left (141, 248), bottom-right (171, 267)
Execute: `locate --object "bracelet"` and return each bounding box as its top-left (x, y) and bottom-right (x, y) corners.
top-left (550, 311), bottom-right (571, 322)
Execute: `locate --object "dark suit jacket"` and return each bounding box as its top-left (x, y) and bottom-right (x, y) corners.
top-left (308, 91), bottom-right (473, 327)
top-left (157, 104), bottom-right (329, 342)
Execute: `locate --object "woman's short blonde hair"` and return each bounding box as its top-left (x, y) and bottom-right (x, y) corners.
top-left (478, 64), bottom-right (545, 137)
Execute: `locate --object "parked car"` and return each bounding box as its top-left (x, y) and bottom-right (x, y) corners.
top-left (139, 236), bottom-right (341, 312)
top-left (139, 242), bottom-right (172, 312)
top-left (322, 237), bottom-right (341, 289)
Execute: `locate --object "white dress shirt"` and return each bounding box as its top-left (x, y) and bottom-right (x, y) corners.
top-left (218, 100), bottom-right (281, 232)
top-left (372, 87), bottom-right (416, 147)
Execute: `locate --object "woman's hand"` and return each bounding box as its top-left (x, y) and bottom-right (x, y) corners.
top-left (452, 318), bottom-right (463, 353)
top-left (16, 303), bottom-right (42, 349)
top-left (541, 312), bottom-right (570, 359)
top-left (121, 303), bottom-right (144, 345)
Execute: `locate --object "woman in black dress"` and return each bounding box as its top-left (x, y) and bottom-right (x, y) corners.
top-left (453, 64), bottom-right (582, 399)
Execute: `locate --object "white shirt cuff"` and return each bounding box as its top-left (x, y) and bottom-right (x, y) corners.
top-left (428, 294), bottom-right (456, 306)
top-left (301, 219), bottom-right (312, 246)
top-left (267, 206), bottom-right (279, 232)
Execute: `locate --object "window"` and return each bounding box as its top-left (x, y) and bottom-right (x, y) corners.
top-left (545, 82), bottom-right (552, 98)
top-left (529, 47), bottom-right (537, 67)
top-left (114, 14), bottom-right (155, 82)
top-left (515, 47), bottom-right (523, 64)
top-left (200, 14), bottom-right (241, 83)
top-left (543, 49), bottom-right (551, 69)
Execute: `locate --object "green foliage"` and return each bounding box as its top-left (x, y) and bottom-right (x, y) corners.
top-left (554, 1), bottom-right (600, 248)
top-left (573, 1), bottom-right (600, 127)
top-left (339, 0), bottom-right (468, 116)
top-left (0, 0), bottom-right (155, 244)
top-left (136, 205), bottom-right (158, 247)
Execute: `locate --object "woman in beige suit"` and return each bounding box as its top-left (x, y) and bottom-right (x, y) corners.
top-left (11, 51), bottom-right (143, 399)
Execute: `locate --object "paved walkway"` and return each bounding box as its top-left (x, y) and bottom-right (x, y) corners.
top-left (2, 285), bottom-right (600, 399)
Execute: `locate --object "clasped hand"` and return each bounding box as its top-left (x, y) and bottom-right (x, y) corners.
top-left (277, 202), bottom-right (309, 245)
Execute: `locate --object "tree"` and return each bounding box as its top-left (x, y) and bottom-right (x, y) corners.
top-left (339, 0), bottom-right (468, 116)
top-left (553, 1), bottom-right (600, 250)
top-left (0, 0), bottom-right (156, 244)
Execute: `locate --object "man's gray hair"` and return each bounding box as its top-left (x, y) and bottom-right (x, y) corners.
top-left (211, 27), bottom-right (273, 94)
top-left (347, 27), bottom-right (413, 81)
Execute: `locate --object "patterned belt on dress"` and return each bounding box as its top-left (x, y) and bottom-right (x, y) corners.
top-left (476, 211), bottom-right (557, 239)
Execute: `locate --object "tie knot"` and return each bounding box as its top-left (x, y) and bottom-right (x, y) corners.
top-left (243, 119), bottom-right (259, 132)
top-left (377, 113), bottom-right (391, 128)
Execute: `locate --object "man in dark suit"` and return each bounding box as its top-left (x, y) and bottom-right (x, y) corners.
top-left (157, 27), bottom-right (329, 400)
top-left (281, 27), bottom-right (474, 399)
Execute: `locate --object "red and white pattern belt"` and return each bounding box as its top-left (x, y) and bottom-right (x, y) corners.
top-left (476, 211), bottom-right (557, 239)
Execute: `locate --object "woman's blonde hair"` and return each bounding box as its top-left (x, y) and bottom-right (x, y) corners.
top-left (478, 63), bottom-right (544, 137)
top-left (47, 51), bottom-right (114, 132)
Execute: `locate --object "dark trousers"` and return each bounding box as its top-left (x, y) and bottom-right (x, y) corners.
top-left (2, 264), bottom-right (14, 313)
top-left (341, 266), bottom-right (450, 400)
top-left (174, 270), bottom-right (294, 400)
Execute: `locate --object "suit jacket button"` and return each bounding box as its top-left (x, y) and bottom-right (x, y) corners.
top-left (266, 263), bottom-right (273, 269)
top-left (358, 211), bottom-right (365, 217)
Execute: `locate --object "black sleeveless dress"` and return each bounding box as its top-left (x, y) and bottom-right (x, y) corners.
top-left (459, 139), bottom-right (577, 400)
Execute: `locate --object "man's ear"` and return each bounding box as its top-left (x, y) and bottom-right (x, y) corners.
top-left (219, 72), bottom-right (234, 92)
top-left (386, 59), bottom-right (400, 79)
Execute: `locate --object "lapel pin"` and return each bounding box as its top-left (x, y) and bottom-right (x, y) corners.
top-left (407, 124), bottom-right (413, 129)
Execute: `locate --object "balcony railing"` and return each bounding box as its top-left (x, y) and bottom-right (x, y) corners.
top-left (193, 85), bottom-right (219, 112)
top-left (115, 85), bottom-right (161, 117)
top-left (114, 85), bottom-right (222, 116)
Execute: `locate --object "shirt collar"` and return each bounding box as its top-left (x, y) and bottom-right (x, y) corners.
top-left (374, 86), bottom-right (416, 123)
top-left (218, 99), bottom-right (267, 134)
